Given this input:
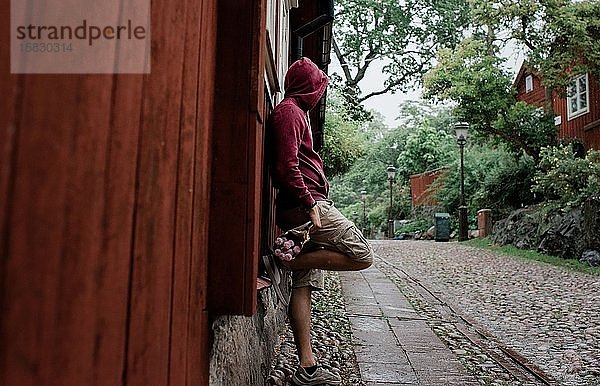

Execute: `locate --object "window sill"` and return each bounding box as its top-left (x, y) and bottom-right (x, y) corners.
top-left (567, 109), bottom-right (589, 121)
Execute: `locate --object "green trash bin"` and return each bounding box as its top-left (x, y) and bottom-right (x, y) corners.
top-left (434, 213), bottom-right (450, 242)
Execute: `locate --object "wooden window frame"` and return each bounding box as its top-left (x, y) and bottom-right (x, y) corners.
top-left (525, 74), bottom-right (533, 93)
top-left (567, 73), bottom-right (590, 121)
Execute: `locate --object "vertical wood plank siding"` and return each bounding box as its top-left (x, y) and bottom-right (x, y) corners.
top-left (553, 74), bottom-right (600, 150)
top-left (125, 0), bottom-right (188, 380)
top-left (168, 0), bottom-right (205, 383)
top-left (516, 70), bottom-right (600, 151)
top-left (410, 169), bottom-right (446, 207)
top-left (515, 73), bottom-right (546, 107)
top-left (207, 0), bottom-right (267, 316)
top-left (0, 0), bottom-right (217, 384)
top-left (187, 0), bottom-right (218, 382)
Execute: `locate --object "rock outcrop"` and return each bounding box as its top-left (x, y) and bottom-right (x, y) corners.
top-left (492, 198), bottom-right (599, 260)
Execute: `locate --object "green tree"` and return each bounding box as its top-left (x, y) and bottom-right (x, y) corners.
top-left (434, 144), bottom-right (536, 220)
top-left (329, 123), bottom-right (405, 209)
top-left (469, 0), bottom-right (600, 91)
top-left (332, 0), bottom-right (471, 116)
top-left (424, 38), bottom-right (556, 161)
top-left (330, 102), bottom-right (455, 233)
top-left (396, 125), bottom-right (454, 182)
top-left (424, 0), bottom-right (600, 159)
top-left (321, 88), bottom-right (367, 177)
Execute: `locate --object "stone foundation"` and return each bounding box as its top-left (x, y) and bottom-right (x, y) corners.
top-left (209, 286), bottom-right (288, 386)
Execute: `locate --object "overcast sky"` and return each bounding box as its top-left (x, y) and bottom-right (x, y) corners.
top-left (329, 43), bottom-right (526, 127)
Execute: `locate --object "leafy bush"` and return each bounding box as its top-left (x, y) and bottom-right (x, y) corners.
top-left (532, 145), bottom-right (600, 208)
top-left (396, 204), bottom-right (442, 235)
top-left (433, 144), bottom-right (536, 222)
top-left (472, 149), bottom-right (536, 217)
top-left (396, 218), bottom-right (432, 235)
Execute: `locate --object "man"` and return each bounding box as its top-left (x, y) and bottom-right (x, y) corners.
top-left (268, 57), bottom-right (374, 386)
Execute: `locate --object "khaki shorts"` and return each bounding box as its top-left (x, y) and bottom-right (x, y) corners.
top-left (276, 200), bottom-right (374, 291)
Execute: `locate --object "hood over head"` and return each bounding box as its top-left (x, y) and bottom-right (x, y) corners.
top-left (284, 57), bottom-right (329, 111)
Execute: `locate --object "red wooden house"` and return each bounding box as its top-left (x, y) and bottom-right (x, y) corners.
top-left (0, 0), bottom-right (332, 385)
top-left (514, 63), bottom-right (600, 150)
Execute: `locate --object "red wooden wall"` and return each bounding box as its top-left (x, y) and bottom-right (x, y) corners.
top-left (0, 0), bottom-right (216, 384)
top-left (584, 121), bottom-right (600, 150)
top-left (207, 0), bottom-right (267, 316)
top-left (410, 169), bottom-right (446, 207)
top-left (515, 72), bottom-right (546, 108)
top-left (515, 67), bottom-right (600, 151)
top-left (553, 74), bottom-right (600, 150)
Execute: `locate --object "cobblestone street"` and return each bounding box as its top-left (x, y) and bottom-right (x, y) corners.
top-left (269, 240), bottom-right (600, 385)
top-left (373, 240), bottom-right (600, 386)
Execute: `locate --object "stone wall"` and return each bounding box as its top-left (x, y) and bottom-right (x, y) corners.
top-left (583, 197), bottom-right (600, 252)
top-left (491, 198), bottom-right (600, 260)
top-left (209, 286), bottom-right (288, 385)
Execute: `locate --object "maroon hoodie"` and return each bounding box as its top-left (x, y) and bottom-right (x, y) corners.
top-left (268, 57), bottom-right (330, 210)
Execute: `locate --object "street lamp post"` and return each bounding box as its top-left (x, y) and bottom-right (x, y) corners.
top-left (386, 166), bottom-right (396, 239)
top-left (454, 122), bottom-right (469, 241)
top-left (361, 190), bottom-right (367, 236)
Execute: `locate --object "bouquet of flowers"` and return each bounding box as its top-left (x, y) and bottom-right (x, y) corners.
top-left (273, 221), bottom-right (313, 261)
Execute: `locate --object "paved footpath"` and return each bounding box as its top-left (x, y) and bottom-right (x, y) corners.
top-left (348, 240), bottom-right (600, 386)
top-left (339, 265), bottom-right (479, 386)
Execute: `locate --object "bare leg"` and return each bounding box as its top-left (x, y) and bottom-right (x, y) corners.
top-left (288, 286), bottom-right (316, 367)
top-left (283, 248), bottom-right (372, 271)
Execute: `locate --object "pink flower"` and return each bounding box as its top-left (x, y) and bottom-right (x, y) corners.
top-left (283, 253), bottom-right (293, 261)
top-left (275, 237), bottom-right (284, 246)
top-left (274, 249), bottom-right (282, 257)
top-left (293, 246), bottom-right (301, 255)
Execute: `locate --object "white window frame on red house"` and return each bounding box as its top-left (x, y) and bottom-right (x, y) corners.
top-left (525, 74), bottom-right (533, 93)
top-left (567, 73), bottom-right (589, 120)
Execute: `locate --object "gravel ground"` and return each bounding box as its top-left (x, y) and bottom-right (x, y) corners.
top-left (267, 272), bottom-right (365, 386)
top-left (373, 240), bottom-right (600, 386)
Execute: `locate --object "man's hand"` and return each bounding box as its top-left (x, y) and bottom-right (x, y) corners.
top-left (308, 205), bottom-right (321, 229)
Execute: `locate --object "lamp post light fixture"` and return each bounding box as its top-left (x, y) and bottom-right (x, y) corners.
top-left (361, 190), bottom-right (367, 236)
top-left (386, 165), bottom-right (396, 239)
top-left (454, 122), bottom-right (469, 241)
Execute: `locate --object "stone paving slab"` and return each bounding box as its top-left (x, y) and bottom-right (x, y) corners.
top-left (357, 362), bottom-right (417, 384)
top-left (345, 304), bottom-right (382, 317)
top-left (340, 266), bottom-right (477, 386)
top-left (354, 343), bottom-right (406, 364)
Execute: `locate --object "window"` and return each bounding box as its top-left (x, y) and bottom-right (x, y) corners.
top-left (525, 74), bottom-right (533, 93)
top-left (266, 0), bottom-right (276, 50)
top-left (567, 73), bottom-right (589, 120)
